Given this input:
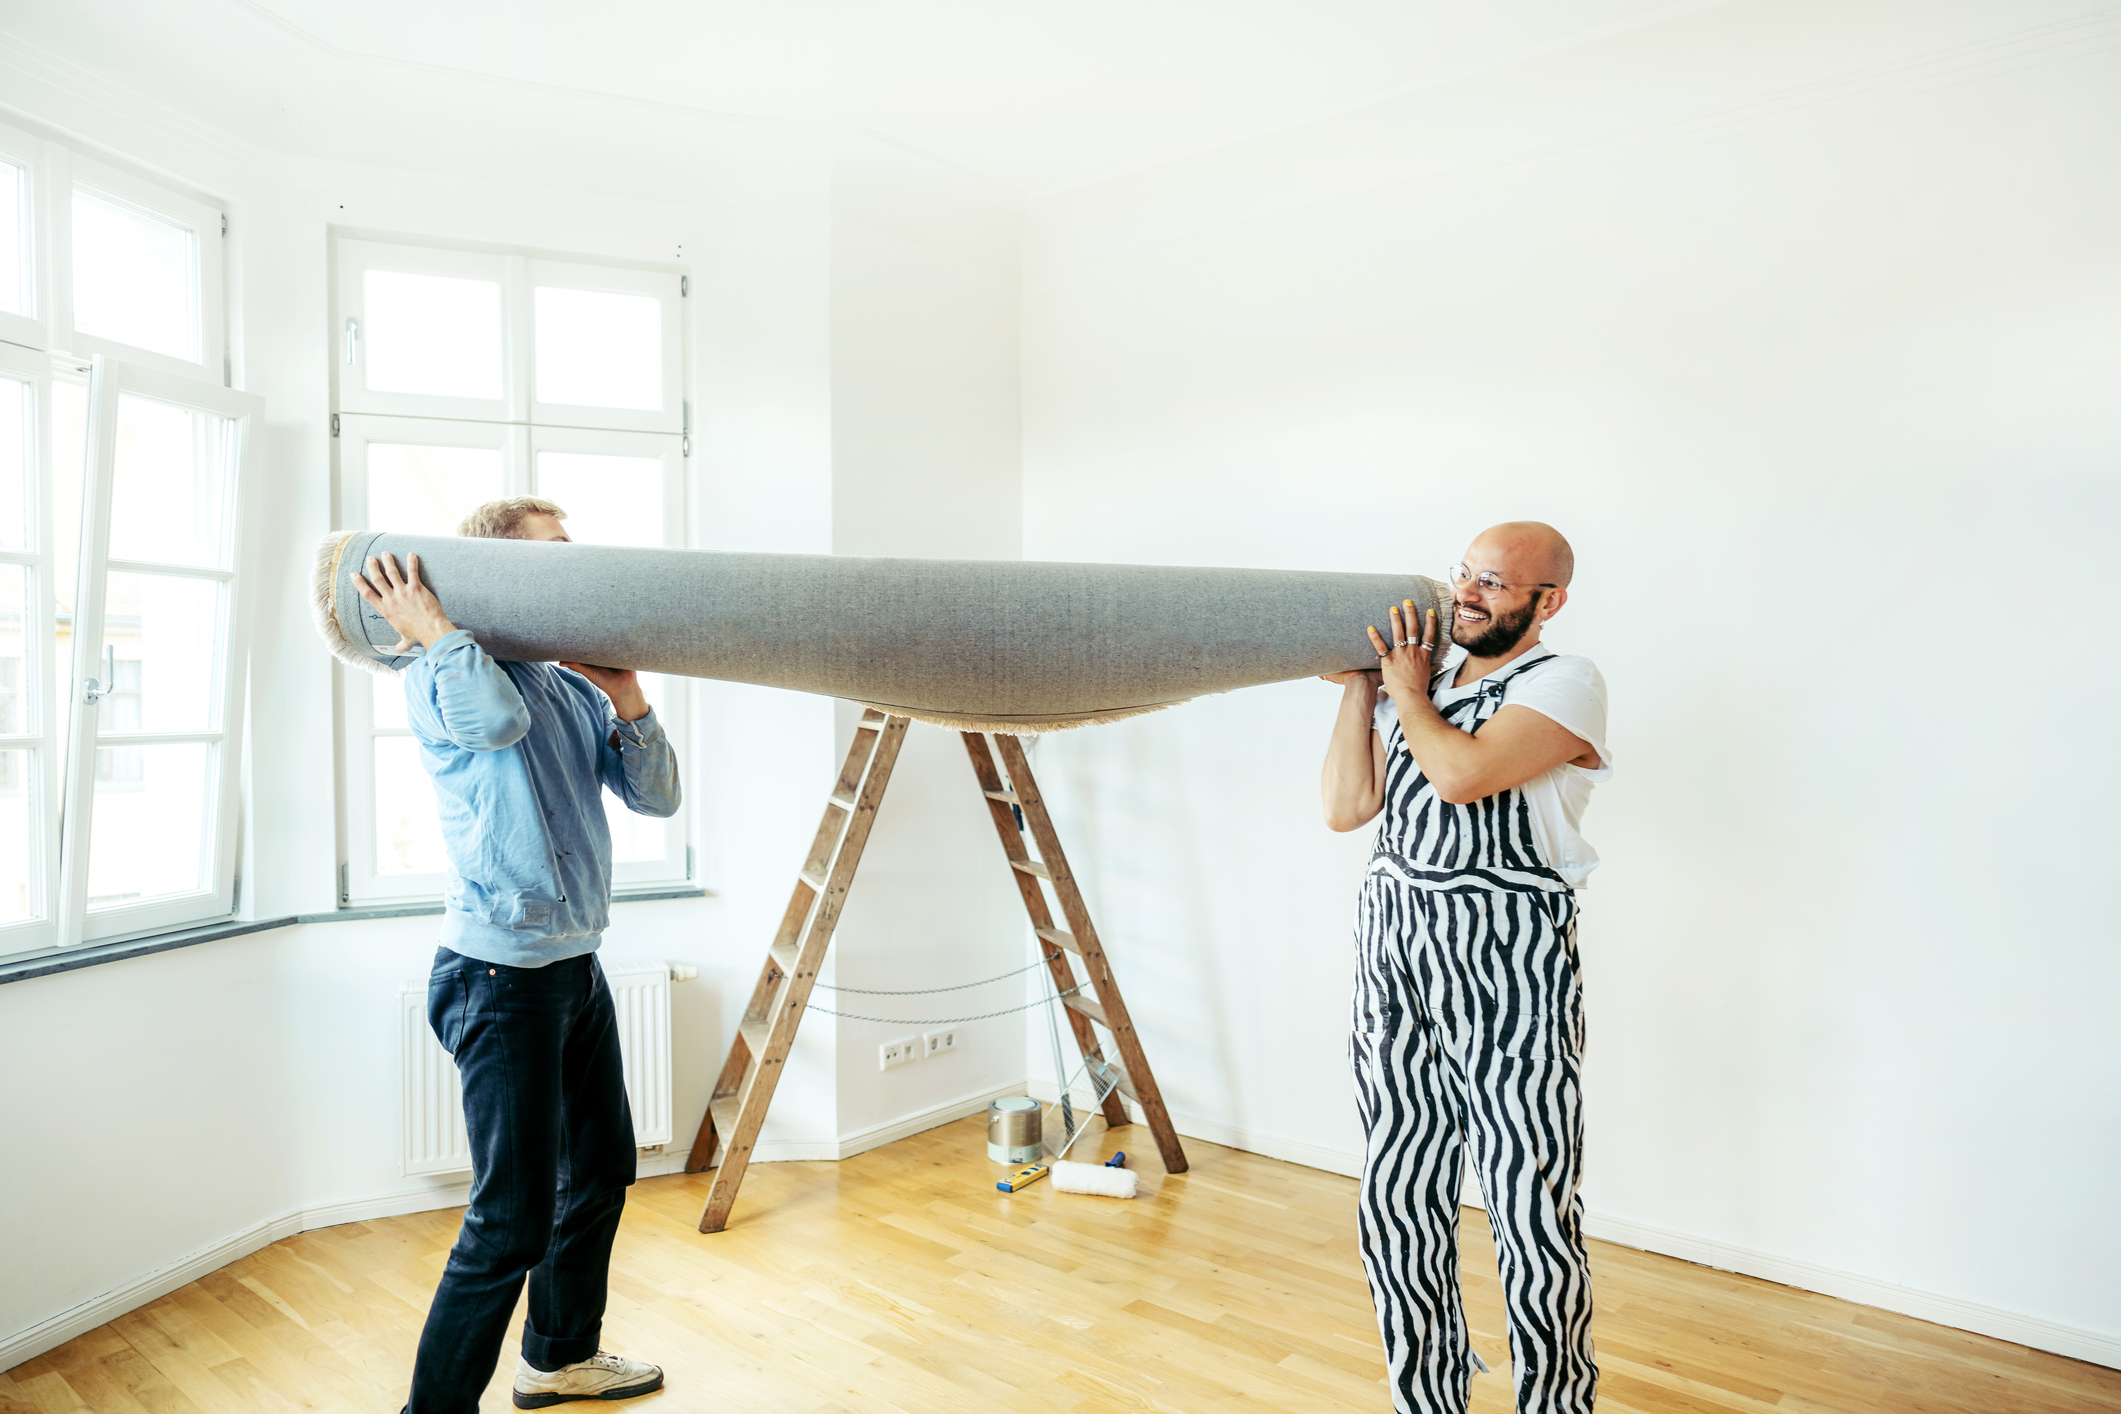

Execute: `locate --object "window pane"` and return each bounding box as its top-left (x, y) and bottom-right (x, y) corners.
top-left (0, 565), bottom-right (27, 735)
top-left (373, 672), bottom-right (409, 731)
top-left (0, 161), bottom-right (22, 317)
top-left (534, 287), bottom-right (661, 411)
top-left (0, 748), bottom-right (31, 923)
top-left (374, 735), bottom-right (447, 875)
top-left (72, 189), bottom-right (199, 362)
top-left (0, 373), bottom-right (27, 550)
top-left (606, 792), bottom-right (665, 864)
top-left (534, 452), bottom-right (664, 546)
top-left (99, 573), bottom-right (220, 734)
top-left (86, 740), bottom-right (211, 909)
top-left (366, 443), bottom-right (503, 536)
top-left (108, 393), bottom-right (233, 569)
top-left (364, 270), bottom-right (502, 400)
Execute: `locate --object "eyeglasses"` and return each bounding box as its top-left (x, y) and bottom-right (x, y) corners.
top-left (1449, 564), bottom-right (1556, 595)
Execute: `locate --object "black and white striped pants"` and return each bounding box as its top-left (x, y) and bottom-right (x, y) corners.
top-left (1350, 866), bottom-right (1597, 1414)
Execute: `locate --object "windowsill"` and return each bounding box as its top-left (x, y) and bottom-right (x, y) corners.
top-left (0, 885), bottom-right (710, 986)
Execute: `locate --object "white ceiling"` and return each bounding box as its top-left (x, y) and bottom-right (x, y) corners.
top-left (231, 0), bottom-right (1716, 194)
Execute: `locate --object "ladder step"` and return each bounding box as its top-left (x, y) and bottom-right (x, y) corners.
top-left (829, 790), bottom-right (856, 809)
top-left (739, 1019), bottom-right (771, 1057)
top-left (1097, 1058), bottom-right (1141, 1106)
top-left (708, 1095), bottom-right (743, 1147)
top-left (770, 942), bottom-right (799, 974)
top-left (1063, 991), bottom-right (1110, 1028)
top-left (1010, 858), bottom-right (1052, 880)
top-left (984, 789), bottom-right (1020, 804)
top-left (801, 863), bottom-right (828, 889)
top-left (859, 709), bottom-right (888, 725)
top-left (1034, 925), bottom-right (1078, 955)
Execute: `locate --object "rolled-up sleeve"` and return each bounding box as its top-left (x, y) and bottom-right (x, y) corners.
top-left (601, 707), bottom-right (682, 818)
top-left (404, 630), bottom-right (532, 751)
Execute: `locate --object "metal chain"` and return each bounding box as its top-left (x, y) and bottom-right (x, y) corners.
top-left (811, 951), bottom-right (1065, 996)
top-left (805, 986), bottom-right (1080, 1027)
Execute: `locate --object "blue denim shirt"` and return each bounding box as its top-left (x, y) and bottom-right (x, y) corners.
top-left (404, 629), bottom-right (682, 967)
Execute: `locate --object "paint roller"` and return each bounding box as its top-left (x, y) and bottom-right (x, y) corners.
top-left (999, 1152), bottom-right (1137, 1198)
top-left (1053, 1153), bottom-right (1138, 1199)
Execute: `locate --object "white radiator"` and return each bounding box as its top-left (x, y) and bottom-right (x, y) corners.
top-left (400, 957), bottom-right (675, 1177)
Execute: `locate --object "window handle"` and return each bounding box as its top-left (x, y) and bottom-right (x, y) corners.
top-left (344, 316), bottom-right (359, 365)
top-left (84, 644), bottom-right (115, 704)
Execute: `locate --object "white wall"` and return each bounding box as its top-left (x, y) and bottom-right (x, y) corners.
top-left (826, 145), bottom-right (1032, 1142)
top-left (1019, 0), bottom-right (2121, 1365)
top-left (0, 28), bottom-right (1028, 1366)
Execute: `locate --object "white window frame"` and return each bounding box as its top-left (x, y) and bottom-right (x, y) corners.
top-left (0, 123), bottom-right (227, 385)
top-left (59, 156), bottom-right (226, 383)
top-left (526, 260), bottom-right (684, 434)
top-left (53, 355), bottom-right (257, 949)
top-left (336, 240), bottom-right (525, 424)
top-left (331, 232), bottom-right (692, 910)
top-left (0, 342), bottom-right (64, 957)
top-left (337, 240), bottom-right (683, 435)
top-left (0, 119), bottom-right (47, 352)
top-left (0, 124), bottom-right (241, 969)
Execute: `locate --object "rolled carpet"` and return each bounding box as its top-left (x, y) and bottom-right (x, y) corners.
top-left (313, 530), bottom-right (1448, 732)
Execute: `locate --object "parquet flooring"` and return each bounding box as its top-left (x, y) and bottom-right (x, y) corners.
top-left (6, 1117), bottom-right (2115, 1412)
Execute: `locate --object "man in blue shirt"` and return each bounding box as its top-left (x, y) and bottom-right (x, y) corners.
top-left (352, 497), bottom-right (680, 1413)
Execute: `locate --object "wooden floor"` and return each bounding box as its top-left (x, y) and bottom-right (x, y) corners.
top-left (6, 1117), bottom-right (2116, 1413)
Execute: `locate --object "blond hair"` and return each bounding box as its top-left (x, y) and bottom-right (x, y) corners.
top-left (458, 496), bottom-right (567, 540)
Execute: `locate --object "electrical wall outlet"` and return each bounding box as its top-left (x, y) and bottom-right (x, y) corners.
top-left (879, 1037), bottom-right (921, 1072)
top-left (923, 1027), bottom-right (959, 1059)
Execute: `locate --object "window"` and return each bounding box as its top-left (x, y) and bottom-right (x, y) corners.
top-left (0, 352), bottom-right (256, 963)
top-left (0, 125), bottom-right (248, 968)
top-left (332, 236), bottom-right (689, 906)
top-left (0, 119), bottom-right (226, 380)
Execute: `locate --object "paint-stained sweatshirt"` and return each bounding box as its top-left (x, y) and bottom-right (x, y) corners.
top-left (402, 629), bottom-right (682, 967)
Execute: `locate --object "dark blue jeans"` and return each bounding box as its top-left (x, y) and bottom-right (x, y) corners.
top-left (405, 948), bottom-right (636, 1414)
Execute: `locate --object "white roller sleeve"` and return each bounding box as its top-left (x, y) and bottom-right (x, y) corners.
top-left (1051, 1160), bottom-right (1139, 1198)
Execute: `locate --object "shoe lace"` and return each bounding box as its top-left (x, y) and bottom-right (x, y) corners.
top-left (587, 1351), bottom-right (626, 1370)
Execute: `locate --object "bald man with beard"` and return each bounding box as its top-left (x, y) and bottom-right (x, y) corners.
top-left (1321, 522), bottom-right (1610, 1414)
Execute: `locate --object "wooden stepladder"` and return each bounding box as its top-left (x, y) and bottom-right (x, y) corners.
top-left (962, 732), bottom-right (1188, 1177)
top-left (685, 710), bottom-right (1186, 1233)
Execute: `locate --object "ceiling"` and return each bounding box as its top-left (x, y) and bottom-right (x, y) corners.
top-left (225, 0), bottom-right (1716, 194)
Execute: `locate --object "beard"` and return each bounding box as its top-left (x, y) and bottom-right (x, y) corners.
top-left (1451, 594), bottom-right (1542, 657)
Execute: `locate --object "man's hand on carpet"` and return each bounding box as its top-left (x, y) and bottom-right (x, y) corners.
top-left (561, 661), bottom-right (652, 722)
top-left (352, 552), bottom-right (457, 653)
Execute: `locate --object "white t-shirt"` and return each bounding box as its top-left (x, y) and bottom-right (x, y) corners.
top-left (1373, 642), bottom-right (1612, 887)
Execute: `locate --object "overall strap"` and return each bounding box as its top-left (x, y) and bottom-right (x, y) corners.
top-left (1440, 649), bottom-right (1562, 729)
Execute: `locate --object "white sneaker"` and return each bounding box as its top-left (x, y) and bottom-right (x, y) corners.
top-left (512, 1351), bottom-right (664, 1408)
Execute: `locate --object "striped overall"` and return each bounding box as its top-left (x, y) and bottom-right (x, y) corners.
top-left (1351, 653), bottom-right (1598, 1414)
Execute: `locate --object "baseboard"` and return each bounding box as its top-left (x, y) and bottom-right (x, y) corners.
top-left (1583, 1212), bottom-right (2121, 1371)
top-left (0, 1211), bottom-right (301, 1372)
top-left (1, 1151), bottom-right (694, 1372)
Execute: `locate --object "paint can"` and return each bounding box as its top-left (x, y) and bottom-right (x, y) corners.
top-left (987, 1096), bottom-right (1042, 1164)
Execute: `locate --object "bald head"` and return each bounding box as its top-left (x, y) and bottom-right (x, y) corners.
top-left (1464, 521), bottom-right (1574, 590)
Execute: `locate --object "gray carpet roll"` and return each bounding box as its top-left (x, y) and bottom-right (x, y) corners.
top-left (313, 530), bottom-right (1448, 731)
